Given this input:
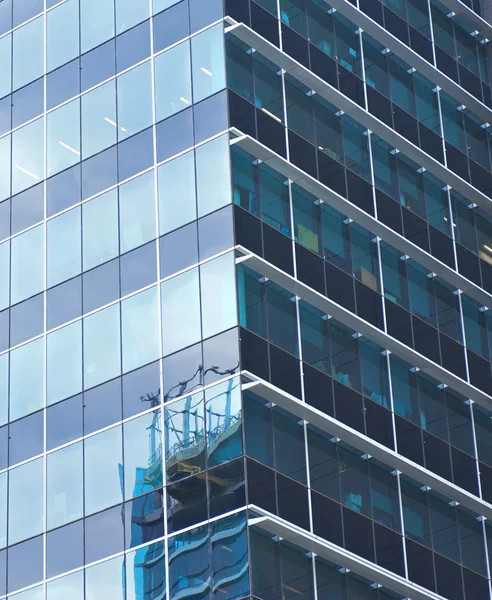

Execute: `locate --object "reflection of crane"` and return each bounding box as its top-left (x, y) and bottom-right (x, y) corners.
top-left (163, 363), bottom-right (239, 403)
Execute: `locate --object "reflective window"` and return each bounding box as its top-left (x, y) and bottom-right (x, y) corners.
top-left (191, 23), bottom-right (226, 103)
top-left (82, 188), bottom-right (119, 270)
top-left (80, 0), bottom-right (115, 54)
top-left (200, 252), bottom-right (237, 339)
top-left (124, 409), bottom-right (163, 500)
top-left (12, 16), bottom-right (43, 91)
top-left (122, 286), bottom-right (160, 373)
top-left (47, 442), bottom-right (83, 530)
top-left (85, 555), bottom-right (125, 600)
top-left (158, 150), bottom-right (197, 235)
top-left (47, 0), bottom-right (80, 72)
top-left (155, 40), bottom-right (192, 122)
top-left (81, 80), bottom-right (117, 159)
top-left (84, 425), bottom-right (123, 515)
top-left (12, 117), bottom-right (44, 196)
top-left (84, 303), bottom-right (121, 390)
top-left (47, 206), bottom-right (82, 288)
top-left (47, 99), bottom-right (81, 177)
top-left (117, 61), bottom-right (153, 140)
top-left (9, 458), bottom-right (43, 544)
top-left (119, 170), bottom-right (156, 253)
top-left (161, 268), bottom-right (201, 356)
top-left (47, 321), bottom-right (83, 406)
top-left (196, 134), bottom-right (231, 217)
top-left (9, 336), bottom-right (44, 421)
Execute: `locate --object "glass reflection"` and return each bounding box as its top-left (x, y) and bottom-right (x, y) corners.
top-left (205, 378), bottom-right (242, 467)
top-left (126, 541), bottom-right (166, 600)
top-left (169, 526), bottom-right (210, 600)
top-left (124, 409), bottom-right (163, 500)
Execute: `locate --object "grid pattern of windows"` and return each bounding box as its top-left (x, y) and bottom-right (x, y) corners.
top-left (1, 0), bottom-right (492, 599)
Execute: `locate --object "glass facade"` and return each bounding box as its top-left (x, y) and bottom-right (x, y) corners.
top-left (1, 0), bottom-right (492, 599)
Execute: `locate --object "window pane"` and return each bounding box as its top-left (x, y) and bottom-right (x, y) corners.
top-left (124, 409), bottom-right (163, 500)
top-left (116, 0), bottom-right (150, 34)
top-left (13, 16), bottom-right (43, 91)
top-left (85, 555), bottom-right (125, 600)
top-left (47, 207), bottom-right (82, 288)
top-left (155, 41), bottom-right (192, 122)
top-left (12, 117), bottom-right (44, 196)
top-left (82, 188), bottom-right (119, 270)
top-left (0, 136), bottom-right (11, 203)
top-left (47, 0), bottom-right (80, 72)
top-left (47, 442), bottom-right (83, 529)
top-left (9, 457), bottom-right (43, 544)
top-left (191, 23), bottom-right (226, 103)
top-left (47, 570), bottom-right (84, 600)
top-left (119, 170), bottom-right (156, 253)
top-left (11, 224), bottom-right (44, 305)
top-left (0, 354), bottom-right (8, 426)
top-left (80, 0), bottom-right (115, 53)
top-left (117, 61), bottom-right (153, 140)
top-left (0, 473), bottom-right (6, 548)
top-left (0, 34), bottom-right (11, 99)
top-left (122, 286), bottom-right (160, 373)
top-left (158, 150), bottom-right (197, 234)
top-left (84, 303), bottom-right (121, 389)
top-left (47, 98), bottom-right (81, 177)
top-left (84, 425), bottom-right (123, 515)
top-left (200, 252), bottom-right (237, 339)
top-left (161, 268), bottom-right (201, 356)
top-left (196, 134), bottom-right (231, 217)
top-left (47, 321), bottom-right (83, 406)
top-left (10, 336), bottom-right (44, 421)
top-left (81, 80), bottom-right (117, 159)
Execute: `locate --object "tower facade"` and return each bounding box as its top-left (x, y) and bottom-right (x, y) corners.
top-left (1, 0), bottom-right (492, 599)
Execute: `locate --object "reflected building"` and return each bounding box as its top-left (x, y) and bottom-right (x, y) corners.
top-left (1, 0), bottom-right (492, 600)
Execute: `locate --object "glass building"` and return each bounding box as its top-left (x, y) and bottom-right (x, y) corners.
top-left (2, 0), bottom-right (492, 598)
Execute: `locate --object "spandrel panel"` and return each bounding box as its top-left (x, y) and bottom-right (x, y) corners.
top-left (47, 441), bottom-right (83, 530)
top-left (8, 457), bottom-right (43, 545)
top-left (83, 303), bottom-right (121, 390)
top-left (47, 320), bottom-right (83, 406)
top-left (84, 425), bottom-right (123, 515)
